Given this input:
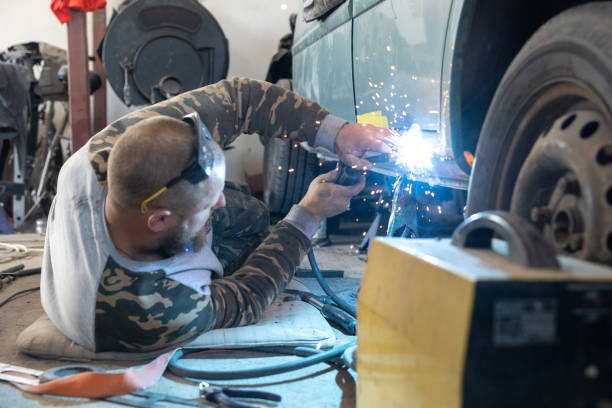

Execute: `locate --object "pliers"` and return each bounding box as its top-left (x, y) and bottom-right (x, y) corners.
top-left (198, 381), bottom-right (281, 408)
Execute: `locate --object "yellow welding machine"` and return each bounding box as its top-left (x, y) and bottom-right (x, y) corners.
top-left (357, 211), bottom-right (612, 408)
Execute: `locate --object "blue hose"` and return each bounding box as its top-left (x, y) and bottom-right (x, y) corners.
top-left (308, 249), bottom-right (357, 317)
top-left (167, 341), bottom-right (355, 380)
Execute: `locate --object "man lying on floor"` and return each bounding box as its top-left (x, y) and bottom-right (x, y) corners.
top-left (41, 78), bottom-right (393, 352)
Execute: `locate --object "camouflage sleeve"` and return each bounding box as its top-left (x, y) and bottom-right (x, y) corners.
top-left (208, 220), bottom-right (311, 329)
top-left (89, 77), bottom-right (330, 183)
top-left (178, 77), bottom-right (330, 148)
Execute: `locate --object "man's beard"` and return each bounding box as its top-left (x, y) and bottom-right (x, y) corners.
top-left (158, 218), bottom-right (212, 258)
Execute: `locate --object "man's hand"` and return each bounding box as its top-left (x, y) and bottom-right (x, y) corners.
top-left (335, 123), bottom-right (396, 169)
top-left (298, 168), bottom-right (365, 222)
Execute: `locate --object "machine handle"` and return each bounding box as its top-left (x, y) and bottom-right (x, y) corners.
top-left (451, 210), bottom-right (560, 269)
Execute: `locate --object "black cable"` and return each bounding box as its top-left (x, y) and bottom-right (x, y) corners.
top-left (15, 267), bottom-right (42, 277)
top-left (0, 264), bottom-right (24, 275)
top-left (1, 267), bottom-right (41, 277)
top-left (0, 287), bottom-right (40, 308)
top-left (308, 249), bottom-right (356, 317)
top-left (168, 341), bottom-right (354, 380)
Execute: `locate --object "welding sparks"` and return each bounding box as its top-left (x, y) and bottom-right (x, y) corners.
top-left (389, 124), bottom-right (435, 172)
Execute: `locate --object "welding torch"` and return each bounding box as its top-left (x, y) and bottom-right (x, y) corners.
top-left (301, 134), bottom-right (397, 324)
top-left (335, 162), bottom-right (364, 186)
top-left (285, 289), bottom-right (357, 335)
top-left (334, 128), bottom-right (401, 185)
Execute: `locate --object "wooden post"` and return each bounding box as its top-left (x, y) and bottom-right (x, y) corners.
top-left (92, 8), bottom-right (107, 134)
top-left (66, 10), bottom-right (91, 153)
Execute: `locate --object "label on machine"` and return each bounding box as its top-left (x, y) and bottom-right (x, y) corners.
top-left (493, 298), bottom-right (557, 346)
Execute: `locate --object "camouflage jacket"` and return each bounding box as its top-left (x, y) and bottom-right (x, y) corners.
top-left (42, 78), bottom-right (344, 352)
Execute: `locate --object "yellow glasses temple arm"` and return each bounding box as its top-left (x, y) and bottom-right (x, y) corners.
top-left (140, 186), bottom-right (168, 214)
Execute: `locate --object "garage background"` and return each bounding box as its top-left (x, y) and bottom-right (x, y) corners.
top-left (0, 0), bottom-right (301, 189)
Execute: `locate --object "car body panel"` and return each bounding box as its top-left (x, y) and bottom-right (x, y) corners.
top-left (293, 0), bottom-right (470, 188)
top-left (441, 0), bottom-right (467, 157)
top-left (292, 0), bottom-right (607, 195)
top-left (292, 1), bottom-right (356, 122)
top-left (352, 0), bottom-right (381, 16)
top-left (352, 0), bottom-right (452, 135)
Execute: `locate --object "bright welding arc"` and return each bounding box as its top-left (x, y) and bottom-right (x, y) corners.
top-left (389, 124), bottom-right (436, 173)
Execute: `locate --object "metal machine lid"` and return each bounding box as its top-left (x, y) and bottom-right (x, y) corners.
top-left (102, 0), bottom-right (228, 106)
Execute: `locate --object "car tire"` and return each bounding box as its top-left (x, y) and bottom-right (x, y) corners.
top-left (466, 2), bottom-right (612, 262)
top-left (262, 136), bottom-right (319, 214)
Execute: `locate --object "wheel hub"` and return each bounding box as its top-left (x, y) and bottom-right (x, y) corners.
top-left (531, 174), bottom-right (585, 253)
top-left (511, 109), bottom-right (612, 264)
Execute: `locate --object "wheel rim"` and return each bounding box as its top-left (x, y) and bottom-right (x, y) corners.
top-left (510, 106), bottom-right (612, 264)
top-left (492, 81), bottom-right (611, 208)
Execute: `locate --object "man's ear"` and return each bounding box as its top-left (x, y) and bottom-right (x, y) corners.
top-left (146, 209), bottom-right (178, 233)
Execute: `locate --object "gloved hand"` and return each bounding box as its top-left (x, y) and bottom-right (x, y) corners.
top-left (334, 123), bottom-right (396, 170)
top-left (298, 168), bottom-right (365, 222)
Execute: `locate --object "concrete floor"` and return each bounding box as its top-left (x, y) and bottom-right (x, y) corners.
top-left (0, 233), bottom-right (368, 408)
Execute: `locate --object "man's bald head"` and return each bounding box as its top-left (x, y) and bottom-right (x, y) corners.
top-left (107, 115), bottom-right (224, 217)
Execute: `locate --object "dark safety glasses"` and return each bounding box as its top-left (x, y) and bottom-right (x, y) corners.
top-left (140, 112), bottom-right (225, 214)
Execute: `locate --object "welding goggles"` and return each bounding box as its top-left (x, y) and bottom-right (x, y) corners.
top-left (140, 112), bottom-right (225, 214)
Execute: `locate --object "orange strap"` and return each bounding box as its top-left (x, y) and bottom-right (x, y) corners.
top-left (15, 349), bottom-right (177, 398)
